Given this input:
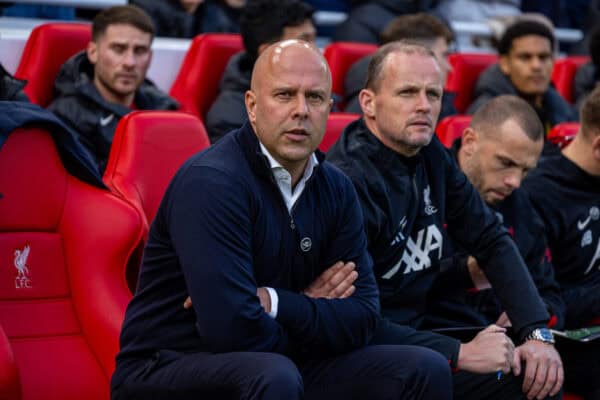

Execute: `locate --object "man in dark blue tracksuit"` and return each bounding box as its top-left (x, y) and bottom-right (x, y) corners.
top-left (327, 42), bottom-right (563, 400)
top-left (112, 40), bottom-right (452, 400)
top-left (523, 87), bottom-right (600, 399)
top-left (426, 95), bottom-right (565, 332)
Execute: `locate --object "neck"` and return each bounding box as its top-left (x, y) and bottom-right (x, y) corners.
top-left (562, 136), bottom-right (600, 176)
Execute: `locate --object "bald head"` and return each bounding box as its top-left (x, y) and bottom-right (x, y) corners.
top-left (250, 39), bottom-right (331, 94)
top-left (244, 39), bottom-right (333, 184)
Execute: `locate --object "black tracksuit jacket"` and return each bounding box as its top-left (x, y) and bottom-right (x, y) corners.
top-left (327, 119), bottom-right (550, 344)
top-left (426, 140), bottom-right (565, 330)
top-left (523, 152), bottom-right (600, 328)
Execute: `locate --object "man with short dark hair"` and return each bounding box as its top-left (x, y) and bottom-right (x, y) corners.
top-left (205, 0), bottom-right (316, 143)
top-left (344, 13), bottom-right (456, 119)
top-left (111, 39), bottom-right (453, 400)
top-left (327, 41), bottom-right (564, 400)
top-left (467, 19), bottom-right (576, 136)
top-left (427, 94), bottom-right (565, 341)
top-left (523, 86), bottom-right (600, 399)
top-left (48, 5), bottom-right (178, 173)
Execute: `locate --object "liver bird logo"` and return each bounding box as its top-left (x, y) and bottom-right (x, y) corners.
top-left (14, 245), bottom-right (30, 277)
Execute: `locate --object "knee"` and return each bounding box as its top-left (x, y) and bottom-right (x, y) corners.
top-left (410, 347), bottom-right (452, 382)
top-left (249, 353), bottom-right (303, 398)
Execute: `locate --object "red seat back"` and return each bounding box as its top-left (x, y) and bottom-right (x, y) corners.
top-left (0, 325), bottom-right (20, 400)
top-left (445, 53), bottom-right (498, 113)
top-left (14, 23), bottom-right (91, 107)
top-left (320, 112), bottom-right (360, 152)
top-left (323, 41), bottom-right (378, 105)
top-left (0, 128), bottom-right (143, 400)
top-left (551, 56), bottom-right (590, 104)
top-left (104, 111), bottom-right (210, 231)
top-left (170, 33), bottom-right (243, 119)
top-left (547, 122), bottom-right (579, 148)
top-left (436, 115), bottom-right (472, 148)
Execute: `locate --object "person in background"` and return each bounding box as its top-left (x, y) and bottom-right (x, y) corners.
top-left (344, 12), bottom-right (457, 119)
top-left (111, 39), bottom-right (453, 400)
top-left (47, 5), bottom-right (178, 174)
top-left (467, 19), bottom-right (577, 148)
top-left (205, 0), bottom-right (316, 143)
top-left (131, 0), bottom-right (244, 38)
top-left (574, 26), bottom-right (600, 110)
top-left (524, 86), bottom-right (600, 399)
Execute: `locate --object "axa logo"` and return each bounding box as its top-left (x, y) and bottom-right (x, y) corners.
top-left (13, 244), bottom-right (32, 289)
top-left (382, 224), bottom-right (443, 279)
top-left (423, 186), bottom-right (437, 216)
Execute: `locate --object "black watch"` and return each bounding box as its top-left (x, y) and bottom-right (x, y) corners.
top-left (525, 328), bottom-right (555, 344)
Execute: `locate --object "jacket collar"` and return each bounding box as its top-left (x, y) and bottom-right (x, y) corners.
top-left (235, 121), bottom-right (324, 180)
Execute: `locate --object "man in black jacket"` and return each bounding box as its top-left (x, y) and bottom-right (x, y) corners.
top-left (327, 41), bottom-right (563, 400)
top-left (523, 86), bottom-right (600, 399)
top-left (205, 0), bottom-right (316, 143)
top-left (427, 95), bottom-right (565, 332)
top-left (47, 5), bottom-right (178, 174)
top-left (467, 19), bottom-right (576, 138)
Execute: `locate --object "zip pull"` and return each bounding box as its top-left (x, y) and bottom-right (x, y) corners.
top-left (290, 216), bottom-right (296, 230)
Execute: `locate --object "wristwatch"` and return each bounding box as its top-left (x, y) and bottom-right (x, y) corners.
top-left (525, 328), bottom-right (555, 344)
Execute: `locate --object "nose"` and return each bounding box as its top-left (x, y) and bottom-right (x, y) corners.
top-left (122, 50), bottom-right (136, 68)
top-left (504, 172), bottom-right (522, 191)
top-left (415, 90), bottom-right (432, 113)
top-left (292, 95), bottom-right (309, 119)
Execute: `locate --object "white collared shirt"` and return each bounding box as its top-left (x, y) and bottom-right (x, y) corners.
top-left (259, 142), bottom-right (319, 318)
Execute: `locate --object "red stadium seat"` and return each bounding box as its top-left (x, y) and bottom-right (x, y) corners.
top-left (445, 53), bottom-right (498, 113)
top-left (548, 122), bottom-right (579, 148)
top-left (0, 325), bottom-right (20, 400)
top-left (103, 111), bottom-right (210, 291)
top-left (435, 115), bottom-right (472, 148)
top-left (104, 111), bottom-right (210, 232)
top-left (551, 56), bottom-right (590, 104)
top-left (170, 33), bottom-right (243, 119)
top-left (0, 128), bottom-right (143, 400)
top-left (323, 42), bottom-right (378, 108)
top-left (14, 23), bottom-right (91, 107)
top-left (320, 112), bottom-right (359, 152)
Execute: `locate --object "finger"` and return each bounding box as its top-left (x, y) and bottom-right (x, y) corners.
top-left (512, 348), bottom-right (522, 376)
top-left (549, 362), bottom-right (564, 396)
top-left (312, 261), bottom-right (345, 290)
top-left (323, 263), bottom-right (356, 294)
top-left (534, 362), bottom-right (557, 400)
top-left (521, 357), bottom-right (539, 395)
top-left (483, 324), bottom-right (507, 334)
top-left (527, 361), bottom-right (548, 400)
top-left (329, 271), bottom-right (358, 298)
top-left (183, 296), bottom-right (192, 309)
top-left (340, 285), bottom-right (355, 298)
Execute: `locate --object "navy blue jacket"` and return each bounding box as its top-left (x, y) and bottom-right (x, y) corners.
top-left (523, 152), bottom-right (600, 328)
top-left (114, 122), bottom-right (380, 386)
top-left (0, 101), bottom-right (104, 187)
top-left (326, 119), bottom-right (549, 342)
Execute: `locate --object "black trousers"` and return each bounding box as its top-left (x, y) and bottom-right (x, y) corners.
top-left (559, 338), bottom-right (600, 400)
top-left (370, 319), bottom-right (562, 400)
top-left (111, 344), bottom-right (452, 400)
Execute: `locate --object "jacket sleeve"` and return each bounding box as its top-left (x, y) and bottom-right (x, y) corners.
top-left (275, 177), bottom-right (380, 356)
top-left (168, 166), bottom-right (293, 354)
top-left (441, 143), bottom-right (549, 341)
top-left (523, 207), bottom-right (566, 330)
top-left (205, 91), bottom-right (247, 143)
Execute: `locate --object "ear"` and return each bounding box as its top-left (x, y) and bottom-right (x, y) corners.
top-left (87, 41), bottom-right (98, 65)
top-left (461, 127), bottom-right (478, 155)
top-left (593, 135), bottom-right (600, 161)
top-left (245, 89), bottom-right (257, 125)
top-left (359, 88), bottom-right (376, 118)
top-left (498, 55), bottom-right (510, 75)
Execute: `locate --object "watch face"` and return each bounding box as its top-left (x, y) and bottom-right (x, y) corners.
top-left (539, 329), bottom-right (554, 341)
